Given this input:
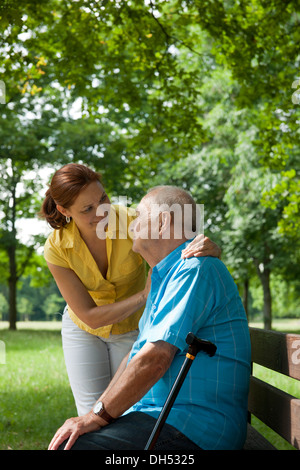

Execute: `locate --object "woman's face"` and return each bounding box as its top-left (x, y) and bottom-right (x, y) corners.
top-left (64, 181), bottom-right (111, 235)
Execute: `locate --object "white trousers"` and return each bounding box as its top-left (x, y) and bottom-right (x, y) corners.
top-left (61, 310), bottom-right (138, 416)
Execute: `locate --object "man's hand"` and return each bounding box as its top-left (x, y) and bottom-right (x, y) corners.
top-left (48, 411), bottom-right (102, 450)
top-left (181, 234), bottom-right (221, 259)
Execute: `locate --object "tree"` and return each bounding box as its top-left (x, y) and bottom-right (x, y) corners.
top-left (42, 293), bottom-right (65, 321)
top-left (0, 0), bottom-right (299, 329)
top-left (154, 63), bottom-right (299, 329)
top-left (0, 1), bottom-right (212, 330)
top-left (224, 145), bottom-right (288, 330)
top-left (0, 293), bottom-right (9, 321)
top-left (0, 155), bottom-right (45, 329)
top-left (0, 95), bottom-right (63, 329)
top-left (194, 0), bottom-right (300, 239)
top-left (17, 296), bottom-right (33, 322)
top-left (1, 0), bottom-right (207, 177)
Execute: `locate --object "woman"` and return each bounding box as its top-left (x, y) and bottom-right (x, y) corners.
top-left (40, 163), bottom-right (220, 416)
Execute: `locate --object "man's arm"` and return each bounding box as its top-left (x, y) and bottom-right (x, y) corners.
top-left (101, 340), bottom-right (177, 413)
top-left (48, 340), bottom-right (178, 450)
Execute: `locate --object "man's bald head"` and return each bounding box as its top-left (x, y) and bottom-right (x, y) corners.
top-left (143, 185), bottom-right (200, 237)
top-left (131, 185), bottom-right (202, 266)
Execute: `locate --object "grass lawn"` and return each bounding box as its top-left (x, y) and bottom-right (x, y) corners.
top-left (0, 319), bottom-right (299, 450)
top-left (0, 322), bottom-right (76, 450)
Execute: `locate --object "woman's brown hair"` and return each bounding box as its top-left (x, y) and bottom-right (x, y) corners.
top-left (40, 163), bottom-right (102, 229)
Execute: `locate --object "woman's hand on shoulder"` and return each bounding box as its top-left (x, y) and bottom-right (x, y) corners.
top-left (181, 234), bottom-right (221, 260)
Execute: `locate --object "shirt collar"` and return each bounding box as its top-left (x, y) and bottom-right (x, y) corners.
top-left (58, 219), bottom-right (77, 249)
top-left (153, 239), bottom-right (193, 280)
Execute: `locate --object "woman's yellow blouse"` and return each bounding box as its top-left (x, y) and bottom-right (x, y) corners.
top-left (43, 205), bottom-right (146, 338)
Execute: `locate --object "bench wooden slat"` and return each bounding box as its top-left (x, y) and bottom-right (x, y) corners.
top-left (248, 376), bottom-right (300, 449)
top-left (249, 327), bottom-right (300, 380)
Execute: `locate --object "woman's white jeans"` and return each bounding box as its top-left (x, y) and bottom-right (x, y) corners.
top-left (62, 310), bottom-right (138, 416)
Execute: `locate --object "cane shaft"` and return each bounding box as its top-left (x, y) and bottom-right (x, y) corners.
top-left (144, 333), bottom-right (216, 451)
top-left (144, 356), bottom-right (193, 450)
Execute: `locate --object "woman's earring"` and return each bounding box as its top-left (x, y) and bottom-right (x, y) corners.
top-left (66, 216), bottom-right (71, 223)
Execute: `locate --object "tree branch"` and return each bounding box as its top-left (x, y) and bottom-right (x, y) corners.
top-left (148, 1), bottom-right (204, 58)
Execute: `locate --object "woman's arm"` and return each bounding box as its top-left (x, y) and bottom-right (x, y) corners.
top-left (47, 261), bottom-right (151, 329)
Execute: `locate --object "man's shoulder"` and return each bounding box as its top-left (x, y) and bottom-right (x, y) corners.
top-left (179, 255), bottom-right (223, 272)
top-left (171, 255), bottom-right (230, 286)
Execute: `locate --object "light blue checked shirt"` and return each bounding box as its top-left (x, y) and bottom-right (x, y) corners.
top-left (127, 240), bottom-right (251, 450)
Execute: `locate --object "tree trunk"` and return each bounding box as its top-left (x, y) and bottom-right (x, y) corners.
top-left (253, 256), bottom-right (272, 330)
top-left (243, 278), bottom-right (249, 321)
top-left (8, 245), bottom-right (17, 330)
top-left (260, 267), bottom-right (272, 330)
top-left (8, 181), bottom-right (18, 331)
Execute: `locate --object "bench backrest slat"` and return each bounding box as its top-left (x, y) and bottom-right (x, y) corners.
top-left (249, 327), bottom-right (300, 380)
top-left (248, 376), bottom-right (300, 450)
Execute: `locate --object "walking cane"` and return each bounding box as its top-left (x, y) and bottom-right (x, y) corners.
top-left (144, 332), bottom-right (217, 450)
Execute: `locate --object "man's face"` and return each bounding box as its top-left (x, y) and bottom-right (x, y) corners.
top-left (130, 198), bottom-right (152, 254)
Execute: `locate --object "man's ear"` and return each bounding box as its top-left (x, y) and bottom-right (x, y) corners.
top-left (159, 211), bottom-right (171, 239)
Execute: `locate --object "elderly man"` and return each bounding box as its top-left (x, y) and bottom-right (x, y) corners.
top-left (49, 186), bottom-right (251, 451)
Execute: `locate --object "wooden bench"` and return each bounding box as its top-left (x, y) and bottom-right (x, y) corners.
top-left (243, 327), bottom-right (300, 450)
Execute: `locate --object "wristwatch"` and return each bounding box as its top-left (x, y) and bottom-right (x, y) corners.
top-left (93, 401), bottom-right (115, 424)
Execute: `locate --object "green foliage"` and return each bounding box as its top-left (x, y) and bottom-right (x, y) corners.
top-left (193, 0), bottom-right (300, 237)
top-left (262, 169), bottom-right (300, 236)
top-left (42, 293), bottom-right (65, 320)
top-left (0, 294), bottom-right (9, 320)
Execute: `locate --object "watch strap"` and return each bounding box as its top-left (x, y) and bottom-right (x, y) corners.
top-left (94, 402), bottom-right (115, 424)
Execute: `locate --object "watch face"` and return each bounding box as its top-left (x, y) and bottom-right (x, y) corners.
top-left (94, 401), bottom-right (103, 414)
